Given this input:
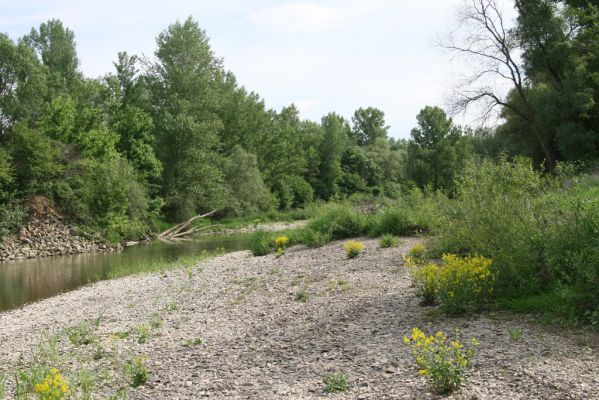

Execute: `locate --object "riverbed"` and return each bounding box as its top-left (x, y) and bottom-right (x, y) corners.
top-left (0, 233), bottom-right (254, 311)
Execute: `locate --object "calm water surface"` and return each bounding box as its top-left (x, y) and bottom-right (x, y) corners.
top-left (0, 234), bottom-right (253, 312)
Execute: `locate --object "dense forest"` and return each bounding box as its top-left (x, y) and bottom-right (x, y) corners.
top-left (0, 0), bottom-right (597, 243)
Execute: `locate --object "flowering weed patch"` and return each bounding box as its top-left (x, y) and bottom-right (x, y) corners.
top-left (34, 368), bottom-right (71, 400)
top-left (343, 240), bottom-right (364, 259)
top-left (404, 328), bottom-right (478, 394)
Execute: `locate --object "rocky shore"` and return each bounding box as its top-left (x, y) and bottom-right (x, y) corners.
top-left (0, 238), bottom-right (597, 399)
top-left (0, 215), bottom-right (119, 262)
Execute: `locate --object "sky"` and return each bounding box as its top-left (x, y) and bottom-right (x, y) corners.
top-left (1, 0), bottom-right (516, 138)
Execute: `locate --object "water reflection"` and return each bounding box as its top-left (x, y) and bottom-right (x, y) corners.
top-left (0, 234), bottom-right (252, 311)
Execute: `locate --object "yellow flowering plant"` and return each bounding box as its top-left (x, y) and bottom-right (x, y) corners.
top-left (404, 328), bottom-right (479, 394)
top-left (407, 243), bottom-right (426, 262)
top-left (274, 236), bottom-right (289, 250)
top-left (406, 253), bottom-right (495, 314)
top-left (343, 240), bottom-right (364, 259)
top-left (436, 254), bottom-right (495, 314)
top-left (273, 236), bottom-right (290, 257)
top-left (34, 368), bottom-right (71, 400)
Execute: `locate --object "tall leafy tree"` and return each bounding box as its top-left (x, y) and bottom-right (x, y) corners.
top-left (315, 113), bottom-right (348, 200)
top-left (350, 107), bottom-right (389, 146)
top-left (150, 17), bottom-right (227, 220)
top-left (22, 19), bottom-right (80, 97)
top-left (407, 106), bottom-right (462, 192)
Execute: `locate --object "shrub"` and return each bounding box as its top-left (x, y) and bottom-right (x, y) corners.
top-left (344, 240), bottom-right (365, 259)
top-left (301, 228), bottom-right (331, 248)
top-left (379, 234), bottom-right (399, 248)
top-left (307, 203), bottom-right (366, 240)
top-left (369, 207), bottom-right (410, 236)
top-left (436, 254), bottom-right (495, 314)
top-left (408, 254), bottom-right (495, 313)
top-left (34, 368), bottom-right (71, 400)
top-left (323, 373), bottom-right (349, 393)
top-left (409, 261), bottom-right (441, 305)
top-left (404, 328), bottom-right (478, 394)
top-left (250, 230), bottom-right (272, 256)
top-left (0, 203), bottom-right (27, 240)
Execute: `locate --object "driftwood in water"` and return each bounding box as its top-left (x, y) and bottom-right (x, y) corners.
top-left (158, 210), bottom-right (218, 241)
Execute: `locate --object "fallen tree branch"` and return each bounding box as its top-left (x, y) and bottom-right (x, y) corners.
top-left (158, 210), bottom-right (218, 240)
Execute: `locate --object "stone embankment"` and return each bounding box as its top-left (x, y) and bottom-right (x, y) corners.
top-left (0, 216), bottom-right (119, 261)
top-left (0, 195), bottom-right (119, 262)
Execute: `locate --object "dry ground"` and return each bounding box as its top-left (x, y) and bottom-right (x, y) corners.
top-left (1, 238), bottom-right (598, 399)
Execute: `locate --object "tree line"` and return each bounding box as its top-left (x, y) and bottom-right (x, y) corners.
top-left (0, 0), bottom-right (597, 241)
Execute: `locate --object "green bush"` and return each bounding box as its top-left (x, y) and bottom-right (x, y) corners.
top-left (307, 203), bottom-right (366, 240)
top-left (369, 207), bottom-right (410, 236)
top-left (0, 203), bottom-right (26, 240)
top-left (379, 234), bottom-right (399, 248)
top-left (301, 228), bottom-right (331, 248)
top-left (433, 157), bottom-right (599, 322)
top-left (250, 230), bottom-right (272, 256)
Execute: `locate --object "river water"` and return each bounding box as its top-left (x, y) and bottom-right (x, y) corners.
top-left (0, 234), bottom-right (253, 312)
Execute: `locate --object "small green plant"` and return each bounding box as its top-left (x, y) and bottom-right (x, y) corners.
top-left (295, 291), bottom-right (310, 302)
top-left (93, 344), bottom-right (104, 360)
top-left (135, 324), bottom-right (151, 344)
top-left (112, 331), bottom-right (129, 340)
top-left (323, 372), bottom-right (349, 393)
top-left (275, 247), bottom-right (285, 258)
top-left (343, 240), bottom-right (365, 259)
top-left (404, 328), bottom-right (478, 394)
top-left (508, 327), bottom-right (523, 342)
top-left (66, 323), bottom-right (97, 346)
top-left (107, 387), bottom-right (128, 400)
top-left (149, 315), bottom-right (163, 329)
top-left (33, 368), bottom-right (71, 400)
top-left (183, 338), bottom-right (203, 347)
top-left (165, 301), bottom-right (179, 312)
top-left (126, 355), bottom-right (148, 388)
top-left (379, 234), bottom-right (399, 248)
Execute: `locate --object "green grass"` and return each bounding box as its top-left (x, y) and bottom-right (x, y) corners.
top-left (295, 291), bottom-right (310, 302)
top-left (107, 251), bottom-right (220, 279)
top-left (323, 373), bottom-right (349, 393)
top-left (379, 234), bottom-right (399, 248)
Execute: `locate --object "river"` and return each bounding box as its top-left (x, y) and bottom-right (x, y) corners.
top-left (0, 234), bottom-right (253, 312)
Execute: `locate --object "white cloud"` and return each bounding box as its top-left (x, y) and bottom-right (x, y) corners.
top-left (249, 2), bottom-right (348, 32)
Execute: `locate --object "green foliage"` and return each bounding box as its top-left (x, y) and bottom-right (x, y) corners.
top-left (125, 355), bottom-right (148, 387)
top-left (404, 328), bottom-right (478, 394)
top-left (379, 234), bottom-right (399, 248)
top-left (295, 291), bottom-right (310, 302)
top-left (307, 203), bottom-right (366, 240)
top-left (224, 145), bottom-right (275, 216)
top-left (407, 106), bottom-right (463, 192)
top-left (369, 207), bottom-right (411, 236)
top-left (322, 373), bottom-right (349, 394)
top-left (250, 230), bottom-right (272, 256)
top-left (0, 203), bottom-right (27, 241)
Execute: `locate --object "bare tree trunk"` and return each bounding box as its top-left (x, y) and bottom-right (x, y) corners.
top-left (158, 210), bottom-right (218, 240)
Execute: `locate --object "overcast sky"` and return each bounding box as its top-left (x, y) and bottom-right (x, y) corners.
top-left (2, 0), bottom-right (516, 138)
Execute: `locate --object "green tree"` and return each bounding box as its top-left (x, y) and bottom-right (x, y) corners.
top-left (22, 19), bottom-right (80, 96)
top-left (0, 33), bottom-right (46, 136)
top-left (350, 107), bottom-right (389, 146)
top-left (224, 146), bottom-right (275, 215)
top-left (407, 106), bottom-right (462, 192)
top-left (315, 113), bottom-right (348, 200)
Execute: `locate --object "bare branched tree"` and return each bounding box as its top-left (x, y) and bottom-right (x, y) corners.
top-left (442, 0), bottom-right (555, 170)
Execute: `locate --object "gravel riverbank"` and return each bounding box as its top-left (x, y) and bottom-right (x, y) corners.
top-left (1, 238), bottom-right (598, 399)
